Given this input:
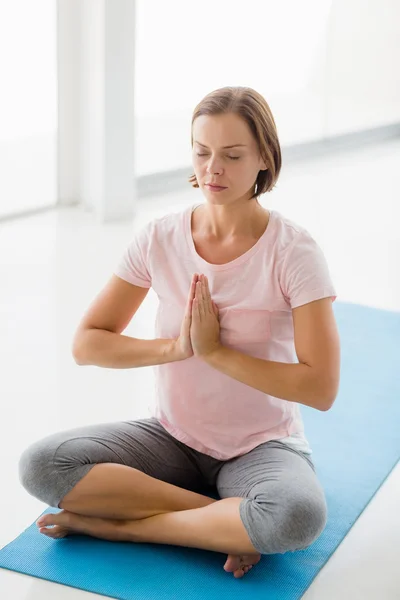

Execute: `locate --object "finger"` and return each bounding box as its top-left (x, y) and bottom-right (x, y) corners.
top-left (192, 297), bottom-right (200, 323)
top-left (196, 281), bottom-right (205, 319)
top-left (203, 276), bottom-right (213, 313)
top-left (199, 275), bottom-right (207, 306)
top-left (200, 275), bottom-right (209, 317)
top-left (186, 274), bottom-right (198, 313)
top-left (191, 274), bottom-right (198, 298)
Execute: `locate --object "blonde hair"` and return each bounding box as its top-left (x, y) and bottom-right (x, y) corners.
top-left (188, 86), bottom-right (282, 199)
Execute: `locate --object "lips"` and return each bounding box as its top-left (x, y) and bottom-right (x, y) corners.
top-left (206, 184), bottom-right (227, 190)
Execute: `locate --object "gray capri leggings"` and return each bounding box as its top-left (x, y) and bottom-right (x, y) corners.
top-left (18, 417), bottom-right (327, 555)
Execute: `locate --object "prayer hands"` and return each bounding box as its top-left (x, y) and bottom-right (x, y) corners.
top-left (190, 274), bottom-right (221, 358)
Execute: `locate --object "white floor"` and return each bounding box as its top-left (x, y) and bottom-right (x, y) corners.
top-left (1, 138), bottom-right (399, 599)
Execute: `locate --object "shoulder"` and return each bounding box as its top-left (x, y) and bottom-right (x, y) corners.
top-left (271, 210), bottom-right (313, 250)
top-left (269, 211), bottom-right (336, 307)
top-left (142, 206), bottom-right (188, 236)
top-left (130, 205), bottom-right (188, 247)
top-left (270, 211), bottom-right (319, 268)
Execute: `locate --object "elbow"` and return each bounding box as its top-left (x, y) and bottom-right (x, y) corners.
top-left (72, 334), bottom-right (89, 366)
top-left (72, 347), bottom-right (86, 366)
top-left (312, 372), bottom-right (339, 411)
top-left (319, 398), bottom-right (334, 412)
top-left (73, 354), bottom-right (86, 366)
top-left (318, 385), bottom-right (339, 412)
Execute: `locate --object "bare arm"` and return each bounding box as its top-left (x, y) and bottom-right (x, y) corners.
top-left (203, 297), bottom-right (340, 411)
top-left (73, 329), bottom-right (177, 369)
top-left (72, 275), bottom-right (178, 368)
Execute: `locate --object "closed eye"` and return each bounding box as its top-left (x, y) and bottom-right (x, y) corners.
top-left (196, 154), bottom-right (240, 160)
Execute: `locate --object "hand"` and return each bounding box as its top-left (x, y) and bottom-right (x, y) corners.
top-left (171, 273), bottom-right (199, 362)
top-left (190, 274), bottom-right (221, 358)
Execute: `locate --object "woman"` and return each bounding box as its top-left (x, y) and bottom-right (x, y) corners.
top-left (19, 86), bottom-right (340, 579)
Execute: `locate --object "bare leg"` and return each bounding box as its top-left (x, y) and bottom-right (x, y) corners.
top-left (59, 463), bottom-right (216, 520)
top-left (125, 497), bottom-right (260, 555)
top-left (37, 497), bottom-right (262, 578)
top-left (40, 463), bottom-right (261, 578)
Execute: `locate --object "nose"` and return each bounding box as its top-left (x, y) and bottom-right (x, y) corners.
top-left (206, 157), bottom-right (223, 175)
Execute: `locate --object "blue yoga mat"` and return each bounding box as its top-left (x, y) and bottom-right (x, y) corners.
top-left (1, 301), bottom-right (399, 599)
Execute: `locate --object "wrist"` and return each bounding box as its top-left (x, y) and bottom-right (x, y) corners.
top-left (163, 339), bottom-right (180, 363)
top-left (200, 342), bottom-right (224, 363)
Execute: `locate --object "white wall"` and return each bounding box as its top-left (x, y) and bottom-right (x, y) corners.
top-left (57, 0), bottom-right (400, 213)
top-left (1, 0), bottom-right (399, 219)
top-left (133, 0), bottom-right (400, 176)
top-left (0, 1), bottom-right (57, 218)
top-left (57, 0), bottom-right (81, 206)
top-left (79, 0), bottom-right (105, 214)
top-left (58, 0), bottom-right (136, 222)
top-left (325, 0), bottom-right (400, 135)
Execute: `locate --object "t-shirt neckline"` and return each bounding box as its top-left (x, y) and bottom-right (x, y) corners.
top-left (184, 203), bottom-right (275, 271)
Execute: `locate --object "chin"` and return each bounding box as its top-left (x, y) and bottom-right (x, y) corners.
top-left (203, 187), bottom-right (231, 199)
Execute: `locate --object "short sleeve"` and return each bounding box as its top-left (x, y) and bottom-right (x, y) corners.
top-left (280, 231), bottom-right (337, 309)
top-left (113, 224), bottom-right (152, 288)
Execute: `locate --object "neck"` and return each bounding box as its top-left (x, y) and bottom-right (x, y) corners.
top-left (196, 200), bottom-right (267, 240)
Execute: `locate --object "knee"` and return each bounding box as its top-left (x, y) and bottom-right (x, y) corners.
top-left (242, 492), bottom-right (327, 555)
top-left (18, 437), bottom-right (60, 506)
top-left (280, 493), bottom-right (328, 551)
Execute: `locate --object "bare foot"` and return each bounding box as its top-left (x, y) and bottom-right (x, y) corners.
top-left (224, 552), bottom-right (261, 578)
top-left (37, 511), bottom-right (262, 578)
top-left (36, 510), bottom-right (125, 541)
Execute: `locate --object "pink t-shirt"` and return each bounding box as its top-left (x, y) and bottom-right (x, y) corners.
top-left (114, 203), bottom-right (337, 460)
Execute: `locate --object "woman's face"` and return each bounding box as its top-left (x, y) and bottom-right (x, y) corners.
top-left (192, 112), bottom-right (267, 203)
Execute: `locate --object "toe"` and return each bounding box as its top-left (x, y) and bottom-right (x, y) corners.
top-left (225, 554), bottom-right (259, 577)
top-left (224, 555), bottom-right (241, 573)
top-left (234, 565), bottom-right (253, 578)
top-left (234, 569), bottom-right (245, 579)
top-left (37, 511), bottom-right (71, 529)
top-left (39, 527), bottom-right (53, 537)
top-left (39, 525), bottom-right (67, 539)
top-left (37, 514), bottom-right (59, 528)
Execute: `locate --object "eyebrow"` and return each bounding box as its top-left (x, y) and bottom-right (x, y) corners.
top-left (194, 141), bottom-right (247, 149)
